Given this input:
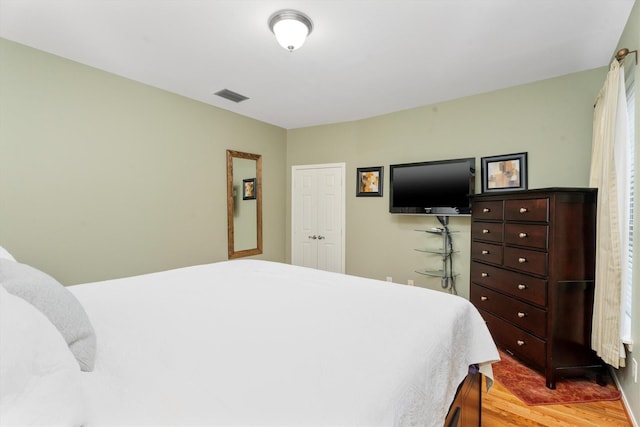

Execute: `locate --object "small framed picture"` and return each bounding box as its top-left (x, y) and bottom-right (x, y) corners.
top-left (356, 166), bottom-right (383, 197)
top-left (242, 178), bottom-right (256, 200)
top-left (481, 152), bottom-right (528, 193)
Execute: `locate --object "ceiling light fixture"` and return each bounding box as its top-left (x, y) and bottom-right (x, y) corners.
top-left (268, 10), bottom-right (313, 52)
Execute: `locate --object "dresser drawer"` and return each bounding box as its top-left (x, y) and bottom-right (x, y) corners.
top-left (472, 200), bottom-right (503, 220)
top-left (504, 246), bottom-right (547, 275)
top-left (505, 198), bottom-right (549, 222)
top-left (471, 241), bottom-right (502, 265)
top-left (471, 284), bottom-right (546, 338)
top-left (479, 309), bottom-right (546, 369)
top-left (471, 221), bottom-right (503, 243)
top-left (470, 261), bottom-right (547, 306)
top-left (504, 223), bottom-right (548, 250)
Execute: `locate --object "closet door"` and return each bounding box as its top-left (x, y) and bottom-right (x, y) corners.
top-left (292, 164), bottom-right (345, 273)
top-left (292, 167), bottom-right (320, 269)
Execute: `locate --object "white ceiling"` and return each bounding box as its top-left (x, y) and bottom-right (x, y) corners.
top-left (0, 0), bottom-right (635, 129)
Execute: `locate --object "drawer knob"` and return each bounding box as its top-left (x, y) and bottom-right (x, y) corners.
top-left (482, 229), bottom-right (490, 234)
top-left (519, 232), bottom-right (528, 238)
top-left (480, 296), bottom-right (488, 301)
top-left (483, 208), bottom-right (490, 213)
top-left (516, 340), bottom-right (526, 346)
top-left (517, 312), bottom-right (526, 318)
top-left (519, 207), bottom-right (528, 213)
top-left (518, 257), bottom-right (527, 263)
top-left (481, 250), bottom-right (489, 255)
top-left (481, 272), bottom-right (489, 278)
top-left (517, 284), bottom-right (527, 290)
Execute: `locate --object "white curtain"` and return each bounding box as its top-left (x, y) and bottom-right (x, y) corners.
top-left (590, 60), bottom-right (629, 369)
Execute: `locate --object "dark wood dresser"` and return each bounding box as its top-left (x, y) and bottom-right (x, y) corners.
top-left (469, 188), bottom-right (604, 389)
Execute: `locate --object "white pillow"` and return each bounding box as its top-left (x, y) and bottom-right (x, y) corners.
top-left (0, 259), bottom-right (97, 371)
top-left (0, 285), bottom-right (86, 426)
top-left (0, 246), bottom-right (16, 262)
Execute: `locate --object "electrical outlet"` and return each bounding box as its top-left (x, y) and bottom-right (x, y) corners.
top-left (407, 279), bottom-right (414, 286)
top-left (633, 358), bottom-right (638, 383)
top-left (386, 276), bottom-right (393, 282)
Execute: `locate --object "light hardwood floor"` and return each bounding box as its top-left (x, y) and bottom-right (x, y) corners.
top-left (482, 378), bottom-right (633, 426)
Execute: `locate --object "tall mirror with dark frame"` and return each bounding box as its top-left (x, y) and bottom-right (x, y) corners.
top-left (226, 150), bottom-right (263, 259)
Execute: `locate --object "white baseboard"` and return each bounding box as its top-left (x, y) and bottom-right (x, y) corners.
top-left (610, 366), bottom-right (638, 427)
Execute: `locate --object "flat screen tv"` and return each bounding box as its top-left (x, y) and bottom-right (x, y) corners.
top-left (389, 157), bottom-right (475, 215)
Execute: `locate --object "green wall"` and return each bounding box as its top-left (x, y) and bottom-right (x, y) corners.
top-left (287, 68), bottom-right (603, 298)
top-left (0, 38), bottom-right (287, 284)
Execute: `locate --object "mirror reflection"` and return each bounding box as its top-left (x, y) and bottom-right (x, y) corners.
top-left (226, 150), bottom-right (262, 259)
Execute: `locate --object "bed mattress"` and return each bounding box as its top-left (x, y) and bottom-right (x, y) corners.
top-left (67, 259), bottom-right (498, 426)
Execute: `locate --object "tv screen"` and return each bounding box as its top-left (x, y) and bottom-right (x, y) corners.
top-left (389, 157), bottom-right (475, 215)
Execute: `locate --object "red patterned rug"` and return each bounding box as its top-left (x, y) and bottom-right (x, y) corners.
top-left (492, 350), bottom-right (621, 406)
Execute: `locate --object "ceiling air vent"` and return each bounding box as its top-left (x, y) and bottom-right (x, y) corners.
top-left (214, 89), bottom-right (249, 103)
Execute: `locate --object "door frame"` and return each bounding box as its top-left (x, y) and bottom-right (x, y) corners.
top-left (291, 163), bottom-right (346, 273)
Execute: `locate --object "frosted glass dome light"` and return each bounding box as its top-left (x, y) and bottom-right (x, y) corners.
top-left (269, 10), bottom-right (313, 52)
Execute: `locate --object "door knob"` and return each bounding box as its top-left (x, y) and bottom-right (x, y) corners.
top-left (308, 235), bottom-right (318, 240)
top-left (317, 235), bottom-right (325, 240)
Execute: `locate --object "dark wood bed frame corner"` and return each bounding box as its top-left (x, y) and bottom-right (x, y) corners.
top-left (444, 372), bottom-right (482, 427)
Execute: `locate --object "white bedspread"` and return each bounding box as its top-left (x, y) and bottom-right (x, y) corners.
top-left (70, 260), bottom-right (498, 426)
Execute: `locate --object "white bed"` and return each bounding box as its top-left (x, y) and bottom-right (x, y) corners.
top-left (0, 255), bottom-right (499, 426)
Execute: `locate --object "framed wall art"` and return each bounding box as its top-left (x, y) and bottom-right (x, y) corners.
top-left (356, 166), bottom-right (383, 197)
top-left (481, 152), bottom-right (528, 193)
